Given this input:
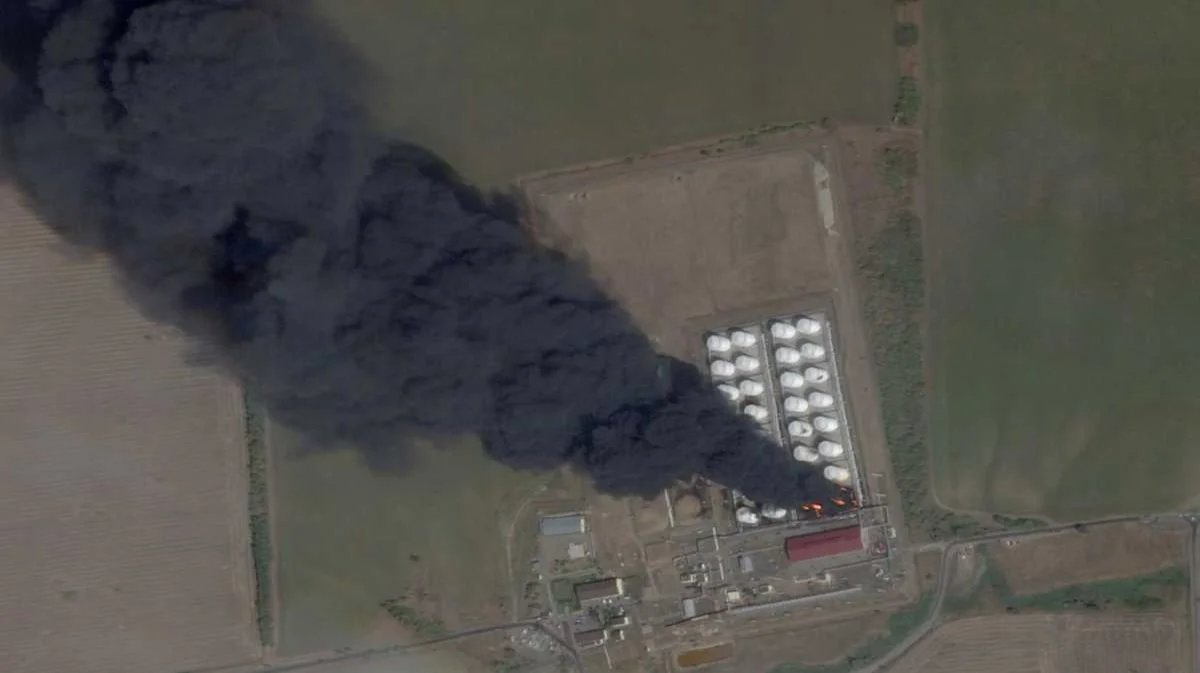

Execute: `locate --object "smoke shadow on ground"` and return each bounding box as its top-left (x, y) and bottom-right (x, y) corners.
top-left (0, 0), bottom-right (841, 508)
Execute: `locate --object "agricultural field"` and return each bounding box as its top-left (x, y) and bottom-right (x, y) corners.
top-left (311, 0), bottom-right (896, 185)
top-left (925, 0), bottom-right (1200, 519)
top-left (889, 614), bottom-right (1186, 673)
top-left (0, 187), bottom-right (259, 673)
top-left (269, 426), bottom-right (553, 655)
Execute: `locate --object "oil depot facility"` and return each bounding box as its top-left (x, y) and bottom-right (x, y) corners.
top-left (704, 312), bottom-right (864, 522)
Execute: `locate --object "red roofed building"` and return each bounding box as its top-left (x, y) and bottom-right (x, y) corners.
top-left (784, 526), bottom-right (863, 562)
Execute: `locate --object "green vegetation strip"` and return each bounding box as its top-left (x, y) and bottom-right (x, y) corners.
top-left (857, 210), bottom-right (982, 540)
top-left (244, 394), bottom-right (274, 646)
top-left (769, 593), bottom-right (935, 673)
top-left (892, 76), bottom-right (919, 126)
top-left (379, 599), bottom-right (447, 638)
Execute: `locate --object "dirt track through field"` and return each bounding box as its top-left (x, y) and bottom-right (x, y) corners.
top-left (0, 186), bottom-right (259, 673)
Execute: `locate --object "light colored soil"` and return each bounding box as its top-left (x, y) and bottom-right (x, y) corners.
top-left (991, 523), bottom-right (1188, 595)
top-left (0, 186), bottom-right (259, 672)
top-left (889, 613), bottom-right (1186, 673)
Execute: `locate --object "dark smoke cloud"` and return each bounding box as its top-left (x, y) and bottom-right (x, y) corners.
top-left (0, 0), bottom-right (839, 506)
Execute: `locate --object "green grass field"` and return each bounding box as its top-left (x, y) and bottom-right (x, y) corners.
top-left (311, 0), bottom-right (895, 184)
top-left (926, 0), bottom-right (1200, 520)
top-left (270, 425), bottom-right (549, 655)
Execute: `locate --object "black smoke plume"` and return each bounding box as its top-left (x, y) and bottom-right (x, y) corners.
top-left (0, 0), bottom-right (839, 507)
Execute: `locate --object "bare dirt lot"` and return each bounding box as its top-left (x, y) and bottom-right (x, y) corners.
top-left (521, 131), bottom-right (891, 500)
top-left (992, 522), bottom-right (1188, 595)
top-left (889, 613), bottom-right (1187, 673)
top-left (0, 186), bottom-right (259, 672)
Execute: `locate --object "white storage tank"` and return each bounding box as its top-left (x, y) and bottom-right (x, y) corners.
top-left (738, 380), bottom-right (765, 396)
top-left (804, 366), bottom-right (830, 384)
top-left (818, 440), bottom-right (845, 459)
top-left (779, 371), bottom-right (806, 389)
top-left (796, 317), bottom-right (823, 335)
top-left (807, 391), bottom-right (835, 409)
top-left (823, 465), bottom-right (852, 485)
top-left (799, 342), bottom-right (827, 360)
top-left (783, 396), bottom-right (810, 414)
top-left (775, 347), bottom-right (802, 365)
top-left (710, 360), bottom-right (736, 377)
top-left (735, 355), bottom-right (761, 373)
top-left (717, 384), bottom-right (742, 402)
top-left (770, 322), bottom-right (798, 340)
top-left (706, 334), bottom-right (733, 353)
top-left (736, 507), bottom-right (761, 526)
top-left (793, 445), bottom-right (821, 463)
top-left (743, 404), bottom-right (768, 422)
top-left (788, 420), bottom-right (815, 439)
top-left (731, 330), bottom-right (757, 348)
top-left (813, 415), bottom-right (840, 433)
top-left (761, 505), bottom-right (789, 521)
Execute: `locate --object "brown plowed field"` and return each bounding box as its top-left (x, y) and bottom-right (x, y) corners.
top-left (889, 614), bottom-right (1185, 673)
top-left (0, 186), bottom-right (259, 673)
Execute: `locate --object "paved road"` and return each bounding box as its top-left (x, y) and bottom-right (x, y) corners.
top-left (853, 512), bottom-right (1174, 673)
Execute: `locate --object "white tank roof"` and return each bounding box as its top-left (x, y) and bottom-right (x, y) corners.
top-left (796, 317), bottom-right (823, 335)
top-left (706, 334), bottom-right (733, 353)
top-left (770, 322), bottom-right (798, 340)
top-left (788, 420), bottom-right (815, 438)
top-left (818, 440), bottom-right (845, 459)
top-left (731, 330), bottom-right (757, 348)
top-left (710, 360), bottom-right (736, 377)
top-left (799, 343), bottom-right (827, 360)
top-left (807, 391), bottom-right (835, 408)
top-left (743, 404), bottom-right (768, 422)
top-left (813, 415), bottom-right (840, 433)
top-left (736, 507), bottom-right (761, 525)
top-left (823, 465), bottom-right (851, 484)
top-left (804, 366), bottom-right (830, 383)
top-left (779, 372), bottom-right (805, 389)
top-left (793, 445), bottom-right (821, 463)
top-left (716, 384), bottom-right (741, 402)
top-left (738, 380), bottom-right (765, 396)
top-left (734, 355), bottom-right (761, 373)
top-left (775, 347), bottom-right (801, 365)
top-left (783, 396), bottom-right (810, 414)
top-left (761, 505), bottom-right (789, 521)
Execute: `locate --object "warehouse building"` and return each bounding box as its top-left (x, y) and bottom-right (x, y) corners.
top-left (575, 577), bottom-right (625, 604)
top-left (540, 513), bottom-right (587, 536)
top-left (784, 526), bottom-right (863, 562)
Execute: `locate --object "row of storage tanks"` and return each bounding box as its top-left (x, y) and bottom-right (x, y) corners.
top-left (705, 315), bottom-right (854, 488)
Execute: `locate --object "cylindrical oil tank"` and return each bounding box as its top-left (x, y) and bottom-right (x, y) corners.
top-left (775, 347), bottom-right (801, 365)
top-left (796, 317), bottom-right (823, 335)
top-left (813, 415), bottom-right (840, 433)
top-left (738, 379), bottom-right (765, 396)
top-left (793, 445), bottom-right (821, 463)
top-left (770, 322), bottom-right (798, 340)
top-left (706, 334), bottom-right (733, 353)
top-left (804, 366), bottom-right (830, 384)
top-left (779, 371), bottom-right (805, 389)
top-left (761, 505), bottom-right (789, 521)
top-left (818, 440), bottom-right (845, 459)
top-left (710, 360), bottom-right (736, 377)
top-left (808, 391), bottom-right (835, 409)
top-left (799, 343), bottom-right (827, 360)
top-left (734, 355), bottom-right (761, 373)
top-left (823, 465), bottom-right (852, 484)
top-left (783, 396), bottom-right (810, 414)
top-left (743, 404), bottom-right (768, 422)
top-left (736, 507), bottom-right (761, 525)
top-left (731, 330), bottom-right (757, 348)
top-left (788, 420), bottom-right (815, 438)
top-left (717, 384), bottom-right (742, 402)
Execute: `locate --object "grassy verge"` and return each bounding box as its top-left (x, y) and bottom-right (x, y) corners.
top-left (857, 209), bottom-right (984, 540)
top-left (244, 393), bottom-right (274, 647)
top-left (951, 546), bottom-right (1186, 613)
top-left (892, 76), bottom-right (920, 125)
top-left (769, 593), bottom-right (935, 673)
